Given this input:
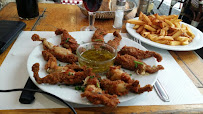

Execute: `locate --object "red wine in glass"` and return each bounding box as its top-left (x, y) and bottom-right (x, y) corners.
top-left (81, 0), bottom-right (103, 31)
top-left (83, 0), bottom-right (103, 12)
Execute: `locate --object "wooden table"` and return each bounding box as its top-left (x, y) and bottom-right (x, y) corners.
top-left (0, 2), bottom-right (203, 113)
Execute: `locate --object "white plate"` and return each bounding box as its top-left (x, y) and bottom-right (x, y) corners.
top-left (27, 31), bottom-right (160, 105)
top-left (126, 17), bottom-right (203, 51)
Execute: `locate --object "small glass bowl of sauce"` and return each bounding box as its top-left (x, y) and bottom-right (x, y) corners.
top-left (76, 42), bottom-right (117, 73)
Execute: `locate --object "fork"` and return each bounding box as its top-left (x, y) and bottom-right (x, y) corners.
top-left (130, 35), bottom-right (170, 102)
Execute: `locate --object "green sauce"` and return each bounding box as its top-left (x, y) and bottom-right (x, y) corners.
top-left (78, 49), bottom-right (115, 73)
top-left (81, 49), bottom-right (114, 62)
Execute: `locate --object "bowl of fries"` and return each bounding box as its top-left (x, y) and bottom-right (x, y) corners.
top-left (127, 12), bottom-right (196, 46)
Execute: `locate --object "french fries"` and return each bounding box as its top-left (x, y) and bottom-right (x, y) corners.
top-left (127, 19), bottom-right (145, 25)
top-left (127, 13), bottom-right (195, 46)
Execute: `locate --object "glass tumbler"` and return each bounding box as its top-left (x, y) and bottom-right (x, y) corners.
top-left (16, 0), bottom-right (39, 19)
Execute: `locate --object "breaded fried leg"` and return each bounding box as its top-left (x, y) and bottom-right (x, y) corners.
top-left (55, 28), bottom-right (79, 54)
top-left (106, 66), bottom-right (153, 93)
top-left (107, 31), bottom-right (122, 49)
top-left (127, 80), bottom-right (153, 94)
top-left (81, 76), bottom-right (120, 107)
top-left (106, 66), bottom-right (132, 83)
top-left (115, 54), bottom-right (164, 75)
top-left (32, 63), bottom-right (92, 85)
top-left (81, 85), bottom-right (120, 107)
top-left (83, 75), bottom-right (101, 87)
top-left (119, 46), bottom-right (162, 62)
top-left (91, 28), bottom-right (107, 43)
top-left (32, 34), bottom-right (78, 63)
top-left (100, 79), bottom-right (129, 96)
top-left (42, 50), bottom-right (69, 73)
top-left (42, 50), bottom-right (82, 73)
top-left (101, 79), bottom-right (153, 95)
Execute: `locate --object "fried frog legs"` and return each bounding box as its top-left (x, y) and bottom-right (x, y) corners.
top-left (32, 34), bottom-right (78, 63)
top-left (115, 54), bottom-right (164, 75)
top-left (100, 66), bottom-right (153, 96)
top-left (42, 50), bottom-right (80, 74)
top-left (81, 76), bottom-right (120, 107)
top-left (119, 46), bottom-right (162, 62)
top-left (91, 28), bottom-right (107, 43)
top-left (32, 63), bottom-right (93, 85)
top-left (55, 28), bottom-right (79, 54)
top-left (107, 31), bottom-right (122, 49)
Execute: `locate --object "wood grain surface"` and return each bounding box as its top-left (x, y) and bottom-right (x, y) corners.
top-left (1, 104), bottom-right (203, 113)
top-left (0, 2), bottom-right (203, 113)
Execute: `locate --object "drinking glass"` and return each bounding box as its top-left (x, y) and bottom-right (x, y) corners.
top-left (81, 0), bottom-right (103, 31)
top-left (16, 0), bottom-right (39, 20)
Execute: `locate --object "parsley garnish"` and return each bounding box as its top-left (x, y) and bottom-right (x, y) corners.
top-left (89, 76), bottom-right (94, 79)
top-left (129, 74), bottom-right (132, 76)
top-left (94, 39), bottom-right (103, 42)
top-left (100, 46), bottom-right (105, 49)
top-left (75, 86), bottom-right (85, 92)
top-left (68, 72), bottom-right (73, 75)
top-left (65, 38), bottom-right (70, 42)
top-left (81, 86), bottom-right (85, 92)
top-left (96, 82), bottom-right (100, 88)
top-left (134, 60), bottom-right (143, 68)
top-left (75, 86), bottom-right (80, 90)
top-left (58, 64), bottom-right (61, 66)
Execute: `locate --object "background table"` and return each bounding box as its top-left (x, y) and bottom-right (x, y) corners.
top-left (0, 2), bottom-right (203, 113)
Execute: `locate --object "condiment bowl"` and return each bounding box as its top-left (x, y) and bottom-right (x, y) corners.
top-left (76, 42), bottom-right (117, 73)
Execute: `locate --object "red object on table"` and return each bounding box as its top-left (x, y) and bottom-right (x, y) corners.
top-left (61, 0), bottom-right (82, 5)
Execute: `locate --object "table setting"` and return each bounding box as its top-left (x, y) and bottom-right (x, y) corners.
top-left (0, 0), bottom-right (203, 113)
top-left (0, 30), bottom-right (203, 109)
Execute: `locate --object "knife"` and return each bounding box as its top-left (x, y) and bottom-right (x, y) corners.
top-left (153, 79), bottom-right (170, 102)
top-left (19, 77), bottom-right (39, 104)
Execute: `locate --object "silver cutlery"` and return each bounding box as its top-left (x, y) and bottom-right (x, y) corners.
top-left (154, 79), bottom-right (170, 102)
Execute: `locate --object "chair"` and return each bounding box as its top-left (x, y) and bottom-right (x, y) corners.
top-left (157, 0), bottom-right (184, 15)
top-left (0, 2), bottom-right (2, 10)
top-left (180, 0), bottom-right (202, 28)
top-left (0, 0), bottom-right (7, 10)
top-left (179, 0), bottom-right (203, 58)
top-left (190, 0), bottom-right (202, 27)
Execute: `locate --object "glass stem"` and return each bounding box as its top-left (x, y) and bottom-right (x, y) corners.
top-left (88, 12), bottom-right (96, 30)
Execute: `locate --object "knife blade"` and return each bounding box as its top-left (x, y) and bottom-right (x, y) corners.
top-left (19, 77), bottom-right (39, 104)
top-left (153, 79), bottom-right (170, 102)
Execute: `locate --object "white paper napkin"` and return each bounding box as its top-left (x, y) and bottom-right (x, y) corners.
top-left (0, 31), bottom-right (203, 110)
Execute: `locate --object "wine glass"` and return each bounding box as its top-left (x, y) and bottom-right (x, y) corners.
top-left (81, 0), bottom-right (103, 31)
